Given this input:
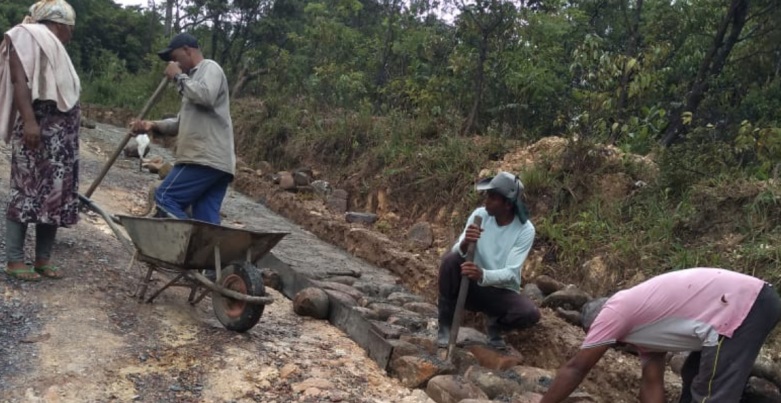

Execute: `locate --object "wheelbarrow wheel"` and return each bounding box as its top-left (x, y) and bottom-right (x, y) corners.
top-left (212, 261), bottom-right (265, 332)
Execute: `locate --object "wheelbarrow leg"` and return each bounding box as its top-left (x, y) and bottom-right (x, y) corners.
top-left (214, 244), bottom-right (222, 282)
top-left (135, 264), bottom-right (155, 301)
top-left (187, 285), bottom-right (199, 304)
top-left (146, 271), bottom-right (187, 303)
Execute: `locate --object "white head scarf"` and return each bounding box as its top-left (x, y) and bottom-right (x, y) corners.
top-left (23, 0), bottom-right (76, 26)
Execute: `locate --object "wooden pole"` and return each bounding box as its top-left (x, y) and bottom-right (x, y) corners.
top-left (84, 77), bottom-right (169, 198)
top-left (446, 215), bottom-right (482, 361)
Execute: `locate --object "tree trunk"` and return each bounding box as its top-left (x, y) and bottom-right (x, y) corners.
top-left (614, 0), bottom-right (643, 143)
top-left (661, 0), bottom-right (749, 147)
top-left (461, 34), bottom-right (489, 136)
top-left (211, 13), bottom-right (220, 60)
top-left (372, 0), bottom-right (399, 113)
top-left (232, 66), bottom-right (269, 98)
top-left (165, 0), bottom-right (174, 38)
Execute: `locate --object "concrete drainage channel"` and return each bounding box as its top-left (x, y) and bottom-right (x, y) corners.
top-left (255, 251), bottom-right (595, 403)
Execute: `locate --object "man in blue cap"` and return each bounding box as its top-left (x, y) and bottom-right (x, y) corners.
top-left (130, 33), bottom-right (235, 224)
top-left (437, 171), bottom-right (540, 349)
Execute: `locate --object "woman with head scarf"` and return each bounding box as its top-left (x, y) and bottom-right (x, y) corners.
top-left (0, 0), bottom-right (81, 280)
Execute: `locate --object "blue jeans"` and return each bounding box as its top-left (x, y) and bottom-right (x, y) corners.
top-left (154, 164), bottom-right (233, 224)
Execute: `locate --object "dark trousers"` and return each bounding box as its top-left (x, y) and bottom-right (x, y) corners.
top-left (679, 284), bottom-right (781, 403)
top-left (437, 251), bottom-right (540, 329)
top-left (155, 164), bottom-right (233, 224)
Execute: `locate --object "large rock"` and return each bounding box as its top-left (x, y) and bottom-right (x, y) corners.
top-left (542, 285), bottom-right (591, 311)
top-left (400, 335), bottom-right (438, 354)
top-left (368, 302), bottom-right (411, 320)
top-left (408, 222), bottom-right (434, 249)
top-left (390, 356), bottom-right (455, 388)
top-left (278, 171), bottom-right (296, 191)
top-left (260, 269), bottom-right (282, 291)
top-left (326, 275), bottom-right (357, 286)
top-left (744, 376), bottom-right (781, 402)
top-left (327, 189), bottom-right (349, 213)
top-left (310, 180), bottom-right (332, 197)
top-left (388, 314), bottom-right (429, 333)
top-left (346, 212), bottom-right (379, 224)
top-left (561, 392), bottom-right (598, 402)
top-left (464, 366), bottom-right (526, 399)
top-left (388, 292), bottom-right (425, 304)
top-left (511, 393), bottom-right (544, 403)
top-left (534, 275), bottom-right (566, 295)
top-left (257, 161), bottom-right (274, 175)
top-left (324, 289), bottom-right (358, 308)
top-left (378, 283), bottom-right (404, 298)
top-left (80, 117), bottom-right (97, 129)
top-left (466, 345), bottom-right (523, 371)
top-left (293, 287), bottom-right (330, 319)
top-left (425, 375), bottom-right (488, 403)
top-left (351, 306), bottom-right (382, 320)
top-left (403, 301), bottom-right (438, 317)
top-left (555, 307), bottom-right (582, 327)
top-left (293, 170), bottom-right (312, 186)
top-left (352, 281), bottom-right (380, 297)
top-left (291, 377), bottom-right (334, 393)
top-left (668, 352), bottom-right (689, 375)
top-left (389, 339), bottom-right (423, 362)
top-left (456, 327), bottom-right (488, 346)
top-left (522, 283), bottom-right (545, 305)
top-left (371, 320), bottom-right (408, 339)
top-left (449, 348), bottom-right (480, 373)
top-left (508, 366), bottom-right (556, 394)
top-left (311, 280), bottom-right (364, 301)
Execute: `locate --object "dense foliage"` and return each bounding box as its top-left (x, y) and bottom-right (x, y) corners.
top-left (3, 0), bottom-right (781, 287)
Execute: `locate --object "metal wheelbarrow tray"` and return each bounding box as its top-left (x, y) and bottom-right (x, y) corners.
top-left (114, 215), bottom-right (287, 332)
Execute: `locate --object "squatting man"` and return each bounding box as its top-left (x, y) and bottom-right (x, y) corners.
top-left (437, 171), bottom-right (540, 349)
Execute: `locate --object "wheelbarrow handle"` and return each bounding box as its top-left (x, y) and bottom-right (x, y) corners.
top-left (84, 76), bottom-right (169, 198)
top-left (78, 193), bottom-right (135, 253)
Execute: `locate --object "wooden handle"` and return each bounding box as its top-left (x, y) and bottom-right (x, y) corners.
top-left (465, 216), bottom-right (481, 262)
top-left (84, 76), bottom-right (169, 198)
top-left (446, 215), bottom-right (483, 360)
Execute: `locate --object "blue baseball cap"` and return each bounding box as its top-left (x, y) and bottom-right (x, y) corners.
top-left (157, 33), bottom-right (199, 62)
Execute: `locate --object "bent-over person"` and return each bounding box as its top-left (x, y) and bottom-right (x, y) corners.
top-left (541, 268), bottom-right (781, 403)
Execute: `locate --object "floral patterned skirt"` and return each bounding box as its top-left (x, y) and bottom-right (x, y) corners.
top-left (6, 100), bottom-right (80, 227)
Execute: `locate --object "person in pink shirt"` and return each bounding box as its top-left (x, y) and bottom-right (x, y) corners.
top-left (541, 268), bottom-right (781, 403)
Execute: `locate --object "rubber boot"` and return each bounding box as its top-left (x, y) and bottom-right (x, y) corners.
top-left (486, 316), bottom-right (508, 350)
top-left (437, 297), bottom-right (454, 348)
top-left (437, 323), bottom-right (451, 348)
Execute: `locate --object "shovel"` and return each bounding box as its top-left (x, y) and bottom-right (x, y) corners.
top-left (446, 215), bottom-right (482, 361)
top-left (84, 76), bottom-right (169, 198)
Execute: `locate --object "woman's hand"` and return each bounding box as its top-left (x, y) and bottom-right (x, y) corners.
top-left (23, 120), bottom-right (41, 149)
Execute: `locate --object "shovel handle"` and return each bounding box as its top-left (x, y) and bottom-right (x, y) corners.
top-left (446, 215), bottom-right (482, 360)
top-left (84, 76), bottom-right (169, 198)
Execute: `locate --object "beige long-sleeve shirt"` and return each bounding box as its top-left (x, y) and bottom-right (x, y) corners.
top-left (155, 59), bottom-right (235, 175)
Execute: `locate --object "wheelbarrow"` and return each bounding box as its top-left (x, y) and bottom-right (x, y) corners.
top-left (76, 77), bottom-right (287, 332)
top-left (79, 195), bottom-right (287, 333)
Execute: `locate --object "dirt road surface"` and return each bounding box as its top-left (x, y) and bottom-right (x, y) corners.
top-left (0, 123), bottom-right (433, 403)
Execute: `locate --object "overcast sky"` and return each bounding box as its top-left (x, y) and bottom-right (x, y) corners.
top-left (114, 0), bottom-right (146, 7)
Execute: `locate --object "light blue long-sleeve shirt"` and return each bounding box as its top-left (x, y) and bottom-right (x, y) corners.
top-left (451, 207), bottom-right (535, 293)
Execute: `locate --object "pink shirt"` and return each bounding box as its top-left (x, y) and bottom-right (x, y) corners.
top-left (582, 268), bottom-right (764, 353)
